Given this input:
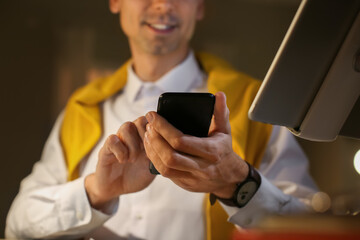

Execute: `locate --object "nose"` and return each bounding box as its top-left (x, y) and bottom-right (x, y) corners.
top-left (152, 0), bottom-right (173, 13)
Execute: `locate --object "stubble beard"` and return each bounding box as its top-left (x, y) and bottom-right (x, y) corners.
top-left (139, 35), bottom-right (181, 56)
top-left (138, 12), bottom-right (183, 56)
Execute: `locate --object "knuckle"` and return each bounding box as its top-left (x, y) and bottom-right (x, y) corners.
top-left (204, 143), bottom-right (219, 162)
top-left (213, 153), bottom-right (221, 163)
top-left (197, 168), bottom-right (211, 181)
top-left (200, 170), bottom-right (211, 181)
top-left (160, 167), bottom-right (171, 177)
top-left (163, 152), bottom-right (178, 168)
top-left (106, 134), bottom-right (119, 146)
top-left (205, 168), bottom-right (217, 181)
top-left (170, 136), bottom-right (184, 150)
top-left (113, 151), bottom-right (123, 162)
top-left (98, 145), bottom-right (107, 158)
top-left (204, 142), bottom-right (215, 155)
top-left (104, 134), bottom-right (129, 160)
top-left (119, 121), bottom-right (136, 133)
top-left (134, 116), bottom-right (147, 126)
top-left (210, 144), bottom-right (222, 162)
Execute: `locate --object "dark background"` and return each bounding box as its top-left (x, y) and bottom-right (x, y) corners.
top-left (1, 0), bottom-right (359, 237)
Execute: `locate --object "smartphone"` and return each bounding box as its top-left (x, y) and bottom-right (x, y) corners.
top-left (149, 92), bottom-right (215, 174)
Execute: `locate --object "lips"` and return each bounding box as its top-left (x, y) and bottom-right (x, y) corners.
top-left (146, 22), bottom-right (178, 33)
top-left (149, 23), bottom-right (173, 30)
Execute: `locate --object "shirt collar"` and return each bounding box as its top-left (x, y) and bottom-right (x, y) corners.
top-left (124, 51), bottom-right (204, 103)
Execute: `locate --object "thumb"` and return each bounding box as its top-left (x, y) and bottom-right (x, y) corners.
top-left (209, 92), bottom-right (231, 135)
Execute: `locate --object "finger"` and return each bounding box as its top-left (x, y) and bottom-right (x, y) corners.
top-left (145, 111), bottom-right (204, 160)
top-left (209, 92), bottom-right (231, 134)
top-left (144, 127), bottom-right (194, 178)
top-left (146, 111), bottom-right (183, 138)
top-left (133, 116), bottom-right (148, 141)
top-left (167, 134), bottom-right (225, 163)
top-left (117, 122), bottom-right (144, 161)
top-left (146, 111), bottom-right (223, 162)
top-left (146, 123), bottom-right (204, 171)
top-left (100, 134), bottom-right (129, 164)
top-left (145, 127), bottom-right (220, 182)
top-left (145, 111), bottom-right (189, 151)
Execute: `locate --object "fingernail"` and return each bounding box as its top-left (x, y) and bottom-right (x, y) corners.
top-left (146, 112), bottom-right (153, 123)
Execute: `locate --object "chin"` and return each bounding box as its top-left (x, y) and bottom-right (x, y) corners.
top-left (147, 45), bottom-right (177, 56)
top-left (143, 39), bottom-right (181, 56)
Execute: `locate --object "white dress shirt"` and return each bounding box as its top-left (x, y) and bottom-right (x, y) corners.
top-left (6, 52), bottom-right (317, 240)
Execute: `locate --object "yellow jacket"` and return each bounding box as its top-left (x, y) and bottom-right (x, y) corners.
top-left (60, 52), bottom-right (272, 240)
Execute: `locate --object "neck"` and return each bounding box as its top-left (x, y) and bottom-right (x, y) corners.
top-left (130, 46), bottom-right (190, 82)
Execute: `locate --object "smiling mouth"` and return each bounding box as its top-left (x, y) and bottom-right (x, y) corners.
top-left (146, 23), bottom-right (177, 33)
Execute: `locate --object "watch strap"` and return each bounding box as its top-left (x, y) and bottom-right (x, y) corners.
top-left (210, 162), bottom-right (261, 208)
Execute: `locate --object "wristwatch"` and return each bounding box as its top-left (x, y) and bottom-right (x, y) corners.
top-left (210, 162), bottom-right (261, 208)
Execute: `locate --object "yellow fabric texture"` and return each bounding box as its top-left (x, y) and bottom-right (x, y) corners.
top-left (60, 52), bottom-right (272, 240)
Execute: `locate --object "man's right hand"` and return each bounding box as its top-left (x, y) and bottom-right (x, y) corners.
top-left (85, 116), bottom-right (155, 210)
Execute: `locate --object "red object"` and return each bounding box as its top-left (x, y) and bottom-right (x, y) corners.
top-left (232, 230), bottom-right (360, 240)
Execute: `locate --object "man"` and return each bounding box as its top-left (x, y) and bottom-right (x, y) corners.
top-left (6, 0), bottom-right (317, 239)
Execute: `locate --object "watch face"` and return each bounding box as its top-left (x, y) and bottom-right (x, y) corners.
top-left (236, 181), bottom-right (258, 206)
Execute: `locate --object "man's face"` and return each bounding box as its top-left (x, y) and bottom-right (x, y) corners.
top-left (110, 0), bottom-right (204, 56)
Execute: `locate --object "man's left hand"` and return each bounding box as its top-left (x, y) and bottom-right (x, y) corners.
top-left (144, 92), bottom-right (249, 199)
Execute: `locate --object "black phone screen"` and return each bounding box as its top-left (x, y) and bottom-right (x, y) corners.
top-left (157, 92), bottom-right (215, 137)
top-left (150, 92), bottom-right (215, 174)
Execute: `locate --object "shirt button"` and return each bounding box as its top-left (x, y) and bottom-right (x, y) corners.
top-left (135, 215), bottom-right (143, 220)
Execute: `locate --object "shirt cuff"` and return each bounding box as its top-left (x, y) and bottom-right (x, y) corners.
top-left (57, 177), bottom-right (118, 230)
top-left (220, 173), bottom-right (304, 228)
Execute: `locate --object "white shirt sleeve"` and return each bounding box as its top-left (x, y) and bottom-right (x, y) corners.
top-left (5, 113), bottom-right (118, 239)
top-left (221, 125), bottom-right (317, 228)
